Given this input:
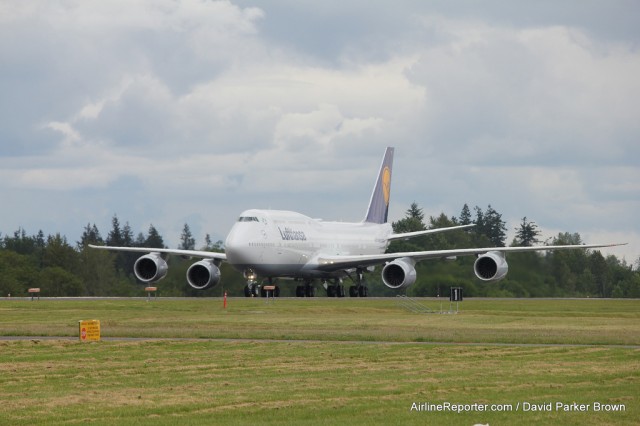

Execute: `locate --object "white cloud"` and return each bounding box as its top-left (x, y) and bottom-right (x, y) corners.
top-left (0, 1), bottom-right (637, 259)
top-left (406, 17), bottom-right (640, 166)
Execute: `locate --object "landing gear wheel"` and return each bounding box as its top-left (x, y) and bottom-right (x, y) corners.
top-left (305, 285), bottom-right (315, 297)
top-left (244, 286), bottom-right (251, 297)
top-left (327, 285), bottom-right (336, 297)
top-left (358, 286), bottom-right (368, 297)
top-left (349, 286), bottom-right (358, 297)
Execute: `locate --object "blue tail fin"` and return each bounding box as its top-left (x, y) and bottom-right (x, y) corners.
top-left (364, 147), bottom-right (394, 224)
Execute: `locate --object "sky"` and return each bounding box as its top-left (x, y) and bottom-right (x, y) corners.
top-left (1, 0), bottom-right (638, 264)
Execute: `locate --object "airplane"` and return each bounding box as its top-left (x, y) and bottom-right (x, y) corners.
top-left (90, 147), bottom-right (624, 297)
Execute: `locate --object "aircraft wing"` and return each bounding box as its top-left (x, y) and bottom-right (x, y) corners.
top-left (88, 244), bottom-right (227, 261)
top-left (388, 224), bottom-right (475, 240)
top-left (313, 243), bottom-right (625, 272)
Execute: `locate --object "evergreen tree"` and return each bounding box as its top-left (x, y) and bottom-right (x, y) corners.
top-left (122, 222), bottom-right (134, 247)
top-left (406, 202), bottom-right (425, 222)
top-left (472, 205), bottom-right (506, 247)
top-left (135, 232), bottom-right (146, 246)
top-left (473, 206), bottom-right (485, 234)
top-left (180, 223), bottom-right (196, 250)
top-left (106, 216), bottom-right (138, 274)
top-left (392, 202), bottom-right (426, 233)
top-left (78, 223), bottom-right (103, 248)
top-left (106, 215), bottom-right (124, 247)
top-left (34, 230), bottom-right (46, 268)
top-left (204, 233), bottom-right (213, 250)
top-left (484, 205), bottom-right (507, 247)
top-left (4, 228), bottom-right (36, 255)
top-left (145, 224), bottom-right (165, 248)
top-left (514, 217), bottom-right (541, 247)
top-left (459, 203), bottom-right (472, 225)
top-left (551, 232), bottom-right (582, 246)
top-left (43, 234), bottom-right (78, 272)
top-left (35, 230), bottom-right (46, 249)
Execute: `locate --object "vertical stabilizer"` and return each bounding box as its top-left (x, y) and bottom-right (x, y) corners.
top-left (364, 147), bottom-right (394, 224)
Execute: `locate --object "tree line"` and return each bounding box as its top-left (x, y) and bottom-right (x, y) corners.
top-left (0, 217), bottom-right (225, 298)
top-left (1, 207), bottom-right (638, 298)
top-left (386, 203), bottom-right (639, 298)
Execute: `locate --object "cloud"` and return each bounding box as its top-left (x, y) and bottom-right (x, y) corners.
top-left (405, 17), bottom-right (640, 167)
top-left (0, 1), bottom-right (637, 259)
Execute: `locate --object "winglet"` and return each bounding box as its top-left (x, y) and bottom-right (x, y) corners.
top-left (364, 147), bottom-right (394, 224)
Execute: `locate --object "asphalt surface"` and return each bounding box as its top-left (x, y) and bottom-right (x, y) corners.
top-left (1, 335), bottom-right (638, 349)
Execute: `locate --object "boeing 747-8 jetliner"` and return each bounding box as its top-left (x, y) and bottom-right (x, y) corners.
top-left (91, 147), bottom-right (624, 297)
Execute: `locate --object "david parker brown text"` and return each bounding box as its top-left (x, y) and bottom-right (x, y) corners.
top-left (410, 401), bottom-right (626, 413)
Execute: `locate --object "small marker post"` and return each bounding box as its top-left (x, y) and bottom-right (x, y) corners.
top-left (223, 291), bottom-right (227, 309)
top-left (145, 286), bottom-right (157, 301)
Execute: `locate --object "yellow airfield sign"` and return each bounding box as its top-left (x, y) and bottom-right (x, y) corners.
top-left (79, 320), bottom-right (101, 342)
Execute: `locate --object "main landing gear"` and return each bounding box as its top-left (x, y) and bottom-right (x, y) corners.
top-left (242, 270), bottom-right (370, 298)
top-left (295, 281), bottom-right (316, 297)
top-left (347, 269), bottom-right (369, 297)
top-left (348, 285), bottom-right (368, 297)
top-left (325, 269), bottom-right (369, 297)
top-left (325, 280), bottom-right (345, 298)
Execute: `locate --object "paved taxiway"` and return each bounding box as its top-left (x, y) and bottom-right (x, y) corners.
top-left (1, 335), bottom-right (638, 349)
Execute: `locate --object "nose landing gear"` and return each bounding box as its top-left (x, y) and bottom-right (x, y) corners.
top-left (242, 270), bottom-right (281, 297)
top-left (243, 268), bottom-right (258, 297)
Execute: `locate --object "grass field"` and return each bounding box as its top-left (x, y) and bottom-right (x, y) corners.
top-left (0, 298), bottom-right (638, 425)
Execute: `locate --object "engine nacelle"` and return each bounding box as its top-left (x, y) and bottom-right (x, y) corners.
top-left (134, 253), bottom-right (169, 283)
top-left (382, 257), bottom-right (417, 289)
top-left (187, 260), bottom-right (221, 290)
top-left (474, 251), bottom-right (509, 281)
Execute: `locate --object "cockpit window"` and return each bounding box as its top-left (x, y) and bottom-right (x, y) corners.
top-left (238, 216), bottom-right (259, 222)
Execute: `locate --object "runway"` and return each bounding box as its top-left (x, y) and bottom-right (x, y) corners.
top-left (2, 335), bottom-right (639, 349)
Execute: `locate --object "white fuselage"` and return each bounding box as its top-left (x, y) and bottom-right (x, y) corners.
top-left (225, 209), bottom-right (392, 278)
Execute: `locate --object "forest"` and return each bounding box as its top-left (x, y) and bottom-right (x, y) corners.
top-left (1, 204), bottom-right (638, 298)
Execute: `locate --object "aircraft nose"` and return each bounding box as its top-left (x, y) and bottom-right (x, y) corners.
top-left (224, 224), bottom-right (251, 265)
top-left (224, 226), bottom-right (241, 253)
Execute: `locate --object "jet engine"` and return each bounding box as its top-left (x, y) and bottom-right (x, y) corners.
top-left (187, 260), bottom-right (221, 290)
top-left (134, 253), bottom-right (168, 283)
top-left (382, 257), bottom-right (417, 289)
top-left (473, 251), bottom-right (509, 281)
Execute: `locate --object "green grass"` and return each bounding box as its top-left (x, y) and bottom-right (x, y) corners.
top-left (0, 298), bottom-right (638, 425)
top-left (0, 298), bottom-right (638, 345)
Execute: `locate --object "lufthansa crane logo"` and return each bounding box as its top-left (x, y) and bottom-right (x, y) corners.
top-left (382, 166), bottom-right (391, 206)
